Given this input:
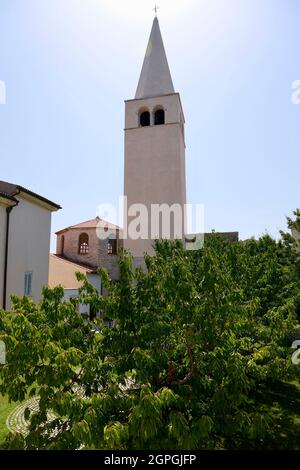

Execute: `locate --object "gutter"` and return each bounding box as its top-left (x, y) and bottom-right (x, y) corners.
top-left (2, 199), bottom-right (18, 310)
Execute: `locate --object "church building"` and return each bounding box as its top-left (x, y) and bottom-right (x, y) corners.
top-left (50, 17), bottom-right (238, 295)
top-left (0, 180), bottom-right (60, 310)
top-left (123, 16), bottom-right (187, 260)
top-left (54, 216), bottom-right (121, 281)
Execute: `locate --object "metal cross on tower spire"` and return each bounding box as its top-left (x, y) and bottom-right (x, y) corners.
top-left (153, 4), bottom-right (160, 17)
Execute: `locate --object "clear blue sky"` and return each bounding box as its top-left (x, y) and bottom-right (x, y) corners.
top-left (0, 0), bottom-right (299, 251)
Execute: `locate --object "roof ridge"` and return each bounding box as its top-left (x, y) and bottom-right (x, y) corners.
top-left (0, 180), bottom-right (61, 211)
top-left (56, 216), bottom-right (121, 234)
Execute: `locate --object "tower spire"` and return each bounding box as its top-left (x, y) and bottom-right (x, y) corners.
top-left (135, 17), bottom-right (175, 99)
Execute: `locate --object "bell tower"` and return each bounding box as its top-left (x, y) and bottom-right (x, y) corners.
top-left (124, 17), bottom-right (187, 258)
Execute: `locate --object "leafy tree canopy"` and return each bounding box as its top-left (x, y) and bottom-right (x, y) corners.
top-left (0, 212), bottom-right (300, 450)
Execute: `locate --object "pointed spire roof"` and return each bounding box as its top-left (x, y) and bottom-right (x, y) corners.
top-left (135, 17), bottom-right (175, 99)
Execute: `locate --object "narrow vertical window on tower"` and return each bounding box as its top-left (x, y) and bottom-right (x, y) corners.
top-left (79, 233), bottom-right (89, 255)
top-left (24, 272), bottom-right (33, 296)
top-left (154, 107), bottom-right (165, 125)
top-left (61, 235), bottom-right (65, 256)
top-left (108, 238), bottom-right (117, 255)
top-left (139, 109), bottom-right (150, 127)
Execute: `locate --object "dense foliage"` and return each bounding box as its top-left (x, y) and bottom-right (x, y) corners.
top-left (0, 212), bottom-right (300, 450)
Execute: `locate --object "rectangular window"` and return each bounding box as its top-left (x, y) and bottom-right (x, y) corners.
top-left (24, 272), bottom-right (33, 296)
top-left (108, 239), bottom-right (117, 255)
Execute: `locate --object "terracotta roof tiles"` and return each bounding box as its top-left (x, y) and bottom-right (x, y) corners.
top-left (56, 217), bottom-right (120, 234)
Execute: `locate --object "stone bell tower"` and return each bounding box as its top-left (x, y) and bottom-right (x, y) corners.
top-left (124, 17), bottom-right (187, 259)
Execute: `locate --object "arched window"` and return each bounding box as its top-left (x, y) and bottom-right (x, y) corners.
top-left (78, 233), bottom-right (89, 255)
top-left (154, 108), bottom-right (165, 125)
top-left (140, 110), bottom-right (150, 127)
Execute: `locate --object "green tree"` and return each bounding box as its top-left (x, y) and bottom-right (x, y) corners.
top-left (0, 213), bottom-right (300, 450)
top-left (287, 208), bottom-right (300, 233)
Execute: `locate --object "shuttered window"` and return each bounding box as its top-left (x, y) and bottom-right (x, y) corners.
top-left (24, 272), bottom-right (33, 296)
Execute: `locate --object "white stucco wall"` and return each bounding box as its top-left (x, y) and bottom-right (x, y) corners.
top-left (124, 93), bottom-right (187, 257)
top-left (5, 195), bottom-right (52, 309)
top-left (292, 228), bottom-right (300, 242)
top-left (62, 273), bottom-right (101, 317)
top-left (87, 272), bottom-right (101, 294)
top-left (63, 289), bottom-right (90, 315)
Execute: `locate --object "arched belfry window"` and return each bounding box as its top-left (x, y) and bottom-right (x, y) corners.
top-left (139, 110), bottom-right (150, 127)
top-left (154, 108), bottom-right (165, 125)
top-left (78, 233), bottom-right (89, 255)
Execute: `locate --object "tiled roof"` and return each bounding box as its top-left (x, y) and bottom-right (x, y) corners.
top-left (56, 217), bottom-right (120, 234)
top-left (205, 232), bottom-right (239, 243)
top-left (0, 191), bottom-right (19, 204)
top-left (0, 181), bottom-right (61, 211)
top-left (187, 232), bottom-right (239, 243)
top-left (48, 254), bottom-right (96, 289)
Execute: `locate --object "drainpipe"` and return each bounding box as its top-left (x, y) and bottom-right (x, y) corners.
top-left (3, 201), bottom-right (18, 310)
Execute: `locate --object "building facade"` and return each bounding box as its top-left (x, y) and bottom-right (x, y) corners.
top-left (0, 181), bottom-right (60, 310)
top-left (124, 17), bottom-right (187, 259)
top-left (55, 217), bottom-right (121, 281)
top-left (49, 254), bottom-right (101, 319)
top-left (291, 227), bottom-right (300, 244)
top-left (51, 17), bottom-right (239, 292)
top-left (50, 218), bottom-right (121, 319)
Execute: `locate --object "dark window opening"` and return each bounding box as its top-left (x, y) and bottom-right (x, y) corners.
top-left (108, 239), bottom-right (117, 255)
top-left (24, 272), bottom-right (32, 296)
top-left (79, 233), bottom-right (89, 255)
top-left (154, 109), bottom-right (165, 125)
top-left (140, 111), bottom-right (150, 127)
top-left (89, 305), bottom-right (97, 322)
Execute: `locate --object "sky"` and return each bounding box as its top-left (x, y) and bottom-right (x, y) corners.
top-left (0, 0), bottom-right (299, 251)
